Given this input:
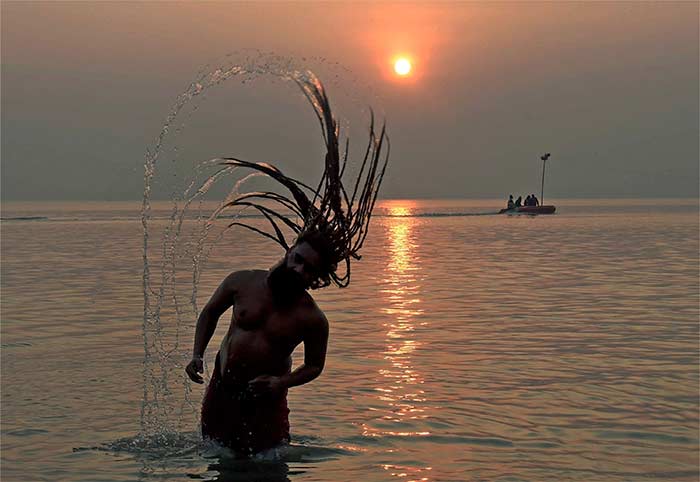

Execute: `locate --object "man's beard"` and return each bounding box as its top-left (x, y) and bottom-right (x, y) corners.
top-left (268, 262), bottom-right (306, 300)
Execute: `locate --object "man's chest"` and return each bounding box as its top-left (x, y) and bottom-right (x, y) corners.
top-left (232, 293), bottom-right (304, 345)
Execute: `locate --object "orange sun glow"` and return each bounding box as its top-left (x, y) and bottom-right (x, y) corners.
top-left (394, 58), bottom-right (412, 76)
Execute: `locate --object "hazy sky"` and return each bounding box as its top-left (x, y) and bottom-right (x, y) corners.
top-left (2, 1), bottom-right (698, 201)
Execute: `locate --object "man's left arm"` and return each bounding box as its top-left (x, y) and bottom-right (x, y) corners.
top-left (283, 315), bottom-right (329, 388)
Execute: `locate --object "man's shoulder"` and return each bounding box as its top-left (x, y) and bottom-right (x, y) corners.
top-left (297, 293), bottom-right (328, 329)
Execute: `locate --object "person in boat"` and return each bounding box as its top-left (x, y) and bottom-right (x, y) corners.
top-left (515, 196), bottom-right (522, 207)
top-left (185, 74), bottom-right (389, 457)
top-left (524, 195), bottom-right (532, 206)
top-left (507, 195), bottom-right (515, 209)
top-left (531, 194), bottom-right (539, 206)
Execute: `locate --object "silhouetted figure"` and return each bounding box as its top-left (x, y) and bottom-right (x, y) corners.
top-left (531, 194), bottom-right (539, 206)
top-left (524, 195), bottom-right (532, 206)
top-left (185, 75), bottom-right (389, 458)
top-left (515, 196), bottom-right (522, 207)
top-left (507, 195), bottom-right (515, 209)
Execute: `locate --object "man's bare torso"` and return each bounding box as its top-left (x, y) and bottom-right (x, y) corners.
top-left (218, 270), bottom-right (316, 383)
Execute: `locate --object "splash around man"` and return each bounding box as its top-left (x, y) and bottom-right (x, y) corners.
top-left (184, 72), bottom-right (389, 456)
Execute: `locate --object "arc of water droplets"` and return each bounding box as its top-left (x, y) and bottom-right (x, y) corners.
top-left (139, 53), bottom-right (311, 444)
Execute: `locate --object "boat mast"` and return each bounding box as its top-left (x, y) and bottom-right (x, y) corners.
top-left (540, 153), bottom-right (551, 205)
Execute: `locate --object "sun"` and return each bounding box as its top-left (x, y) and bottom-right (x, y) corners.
top-left (394, 58), bottom-right (412, 76)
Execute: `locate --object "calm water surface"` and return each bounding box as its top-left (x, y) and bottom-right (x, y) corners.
top-left (1, 199), bottom-right (698, 481)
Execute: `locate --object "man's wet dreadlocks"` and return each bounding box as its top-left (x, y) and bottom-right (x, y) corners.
top-left (219, 72), bottom-right (389, 288)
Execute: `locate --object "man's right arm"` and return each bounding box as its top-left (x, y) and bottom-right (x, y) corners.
top-left (185, 272), bottom-right (239, 384)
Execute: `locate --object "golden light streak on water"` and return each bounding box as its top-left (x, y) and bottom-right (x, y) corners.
top-left (369, 201), bottom-right (434, 479)
top-left (381, 202), bottom-right (426, 417)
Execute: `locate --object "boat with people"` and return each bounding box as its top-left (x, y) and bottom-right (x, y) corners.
top-left (500, 153), bottom-right (556, 215)
top-left (499, 205), bottom-right (556, 215)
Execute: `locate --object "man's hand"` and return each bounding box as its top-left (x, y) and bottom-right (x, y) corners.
top-left (185, 357), bottom-right (204, 384)
top-left (248, 375), bottom-right (285, 396)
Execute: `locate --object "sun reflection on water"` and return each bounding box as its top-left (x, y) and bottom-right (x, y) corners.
top-left (382, 464), bottom-right (433, 482)
top-left (364, 201), bottom-right (432, 479)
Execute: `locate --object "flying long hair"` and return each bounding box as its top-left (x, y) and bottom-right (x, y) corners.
top-left (219, 72), bottom-right (389, 288)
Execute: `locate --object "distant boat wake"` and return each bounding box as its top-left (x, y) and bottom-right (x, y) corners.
top-left (0, 211), bottom-right (503, 222)
top-left (0, 216), bottom-right (49, 221)
top-left (219, 210), bottom-right (502, 219)
top-left (381, 211), bottom-right (500, 218)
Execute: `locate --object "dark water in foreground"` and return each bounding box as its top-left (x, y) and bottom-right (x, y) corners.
top-left (1, 198), bottom-right (698, 481)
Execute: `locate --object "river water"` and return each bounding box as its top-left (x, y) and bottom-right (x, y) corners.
top-left (1, 198), bottom-right (698, 481)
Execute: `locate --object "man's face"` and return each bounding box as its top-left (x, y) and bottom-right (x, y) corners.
top-left (284, 241), bottom-right (323, 290)
top-left (268, 241), bottom-right (324, 295)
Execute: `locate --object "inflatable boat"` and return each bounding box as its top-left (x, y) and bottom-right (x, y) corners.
top-left (499, 205), bottom-right (556, 215)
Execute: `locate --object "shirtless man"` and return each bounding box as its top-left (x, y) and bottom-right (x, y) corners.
top-left (185, 232), bottom-right (330, 456)
top-left (182, 73), bottom-right (388, 456)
